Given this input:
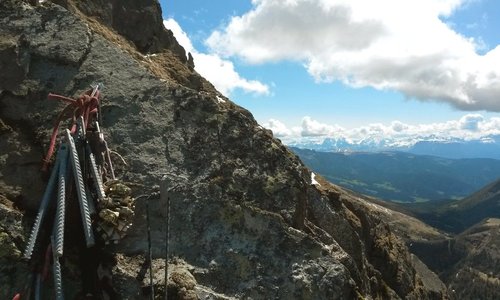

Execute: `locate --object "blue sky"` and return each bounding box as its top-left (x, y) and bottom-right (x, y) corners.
top-left (160, 0), bottom-right (500, 142)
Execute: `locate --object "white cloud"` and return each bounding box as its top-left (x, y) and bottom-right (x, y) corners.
top-left (263, 119), bottom-right (292, 137)
top-left (391, 121), bottom-right (408, 132)
top-left (163, 19), bottom-right (195, 53)
top-left (206, 0), bottom-right (500, 111)
top-left (163, 19), bottom-right (270, 96)
top-left (194, 53), bottom-right (270, 95)
top-left (301, 116), bottom-right (344, 137)
top-left (263, 116), bottom-right (345, 137)
top-left (459, 113), bottom-right (484, 131)
top-left (263, 114), bottom-right (500, 144)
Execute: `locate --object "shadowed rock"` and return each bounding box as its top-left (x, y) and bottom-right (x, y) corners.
top-left (0, 0), bottom-right (448, 299)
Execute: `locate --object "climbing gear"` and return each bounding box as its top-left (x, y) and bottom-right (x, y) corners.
top-left (41, 85), bottom-right (101, 171)
top-left (23, 143), bottom-right (63, 260)
top-left (164, 189), bottom-right (171, 300)
top-left (147, 196), bottom-right (154, 300)
top-left (66, 128), bottom-right (95, 247)
top-left (21, 85), bottom-right (135, 299)
top-left (145, 193), bottom-right (159, 299)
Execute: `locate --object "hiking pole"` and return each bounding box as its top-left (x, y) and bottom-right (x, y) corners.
top-left (163, 187), bottom-right (170, 300)
top-left (146, 195), bottom-right (154, 300)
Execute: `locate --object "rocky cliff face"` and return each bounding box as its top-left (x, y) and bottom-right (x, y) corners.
top-left (445, 218), bottom-right (500, 299)
top-left (408, 218), bottom-right (500, 300)
top-left (0, 1), bottom-right (448, 299)
top-left (347, 181), bottom-right (500, 300)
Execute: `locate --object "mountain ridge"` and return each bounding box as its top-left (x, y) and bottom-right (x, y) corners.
top-left (0, 0), bottom-right (448, 299)
top-left (401, 178), bottom-right (500, 233)
top-left (320, 173), bottom-right (500, 299)
top-left (287, 135), bottom-right (500, 159)
top-left (291, 147), bottom-right (500, 202)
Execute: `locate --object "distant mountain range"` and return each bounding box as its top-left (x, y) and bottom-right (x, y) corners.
top-left (291, 147), bottom-right (500, 202)
top-left (287, 135), bottom-right (500, 159)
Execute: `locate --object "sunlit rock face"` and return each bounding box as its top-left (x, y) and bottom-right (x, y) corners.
top-left (0, 1), bottom-right (447, 298)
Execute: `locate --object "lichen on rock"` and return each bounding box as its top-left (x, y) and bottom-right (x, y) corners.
top-left (0, 0), bottom-right (449, 299)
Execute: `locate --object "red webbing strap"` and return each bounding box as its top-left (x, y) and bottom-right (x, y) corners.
top-left (41, 104), bottom-right (74, 171)
top-left (41, 90), bottom-right (100, 171)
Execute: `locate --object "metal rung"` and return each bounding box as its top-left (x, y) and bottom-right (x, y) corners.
top-left (76, 116), bottom-right (86, 140)
top-left (88, 147), bottom-right (106, 201)
top-left (51, 236), bottom-right (64, 300)
top-left (65, 129), bottom-right (95, 247)
top-left (53, 144), bottom-right (68, 257)
top-left (24, 145), bottom-right (63, 260)
top-left (85, 185), bottom-right (97, 216)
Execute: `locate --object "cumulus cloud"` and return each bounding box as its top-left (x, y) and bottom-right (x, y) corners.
top-left (459, 113), bottom-right (484, 131)
top-left (264, 119), bottom-right (292, 137)
top-left (263, 114), bottom-right (500, 144)
top-left (301, 116), bottom-right (344, 137)
top-left (206, 0), bottom-right (500, 111)
top-left (391, 121), bottom-right (408, 132)
top-left (163, 19), bottom-right (269, 96)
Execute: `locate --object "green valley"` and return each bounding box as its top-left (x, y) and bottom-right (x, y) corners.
top-left (291, 147), bottom-right (500, 202)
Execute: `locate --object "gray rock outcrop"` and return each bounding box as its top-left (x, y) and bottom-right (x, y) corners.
top-left (0, 1), bottom-right (448, 299)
